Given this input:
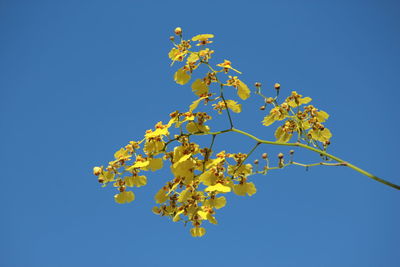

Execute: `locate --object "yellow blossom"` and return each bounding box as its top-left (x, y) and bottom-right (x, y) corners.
top-left (114, 191), bottom-right (135, 204)
top-left (192, 34), bottom-right (214, 46)
top-left (190, 227), bottom-right (206, 237)
top-left (216, 60), bottom-right (242, 74)
top-left (174, 68), bottom-right (191, 85)
top-left (233, 182), bottom-right (257, 196)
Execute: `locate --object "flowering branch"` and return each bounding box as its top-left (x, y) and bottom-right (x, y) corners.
top-left (92, 27), bottom-right (399, 238)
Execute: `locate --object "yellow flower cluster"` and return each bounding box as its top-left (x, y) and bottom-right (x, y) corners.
top-left (261, 90), bottom-right (332, 145)
top-left (93, 27), bottom-right (337, 237)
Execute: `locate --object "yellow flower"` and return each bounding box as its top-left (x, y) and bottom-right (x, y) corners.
top-left (191, 79), bottom-right (209, 96)
top-left (204, 196), bottom-right (226, 209)
top-left (186, 121), bottom-right (210, 134)
top-left (190, 227), bottom-right (206, 237)
top-left (286, 91), bottom-right (312, 108)
top-left (125, 175), bottom-right (147, 187)
top-left (216, 60), bottom-right (242, 74)
top-left (233, 182), bottom-right (257, 196)
top-left (168, 48), bottom-right (187, 62)
top-left (205, 183), bottom-right (231, 193)
top-left (226, 76), bottom-right (250, 100)
top-left (114, 148), bottom-right (131, 161)
top-left (114, 191), bottom-right (135, 204)
top-left (154, 188), bottom-right (169, 204)
top-left (309, 128), bottom-right (332, 142)
top-left (274, 126), bottom-right (293, 143)
top-left (174, 68), bottom-right (191, 85)
top-left (192, 34), bottom-right (214, 46)
top-left (212, 100), bottom-right (242, 114)
top-left (262, 106), bottom-right (288, 126)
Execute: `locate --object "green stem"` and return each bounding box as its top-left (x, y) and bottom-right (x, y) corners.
top-left (194, 127), bottom-right (400, 190)
top-left (232, 142), bottom-right (260, 176)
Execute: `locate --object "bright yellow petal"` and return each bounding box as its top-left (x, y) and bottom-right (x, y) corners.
top-left (178, 189), bottom-right (192, 203)
top-left (154, 188), bottom-right (168, 204)
top-left (237, 80), bottom-right (250, 100)
top-left (197, 210), bottom-right (208, 220)
top-left (317, 110), bottom-right (329, 122)
top-left (262, 114), bottom-right (276, 126)
top-left (114, 191), bottom-right (135, 204)
top-left (190, 227), bottom-right (206, 237)
top-left (191, 79), bottom-right (209, 96)
top-left (199, 170), bottom-right (217, 186)
top-left (225, 99), bottom-right (242, 113)
top-left (205, 183), bottom-right (231, 193)
top-left (187, 53), bottom-right (200, 63)
top-left (174, 68), bottom-right (191, 85)
top-left (172, 210), bottom-right (184, 222)
top-left (189, 98), bottom-right (203, 112)
top-left (275, 127), bottom-right (292, 143)
top-left (186, 122), bottom-right (209, 134)
top-left (299, 97), bottom-right (312, 105)
top-left (233, 182), bottom-right (257, 196)
top-left (125, 175), bottom-right (147, 187)
top-left (148, 158), bottom-right (163, 171)
top-left (192, 34), bottom-right (214, 41)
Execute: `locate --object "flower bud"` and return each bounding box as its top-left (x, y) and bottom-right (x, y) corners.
top-left (93, 166), bottom-right (102, 176)
top-left (174, 27), bottom-right (182, 35)
top-left (254, 82), bottom-right (262, 88)
top-left (259, 105), bottom-right (266, 110)
top-left (278, 153), bottom-right (284, 159)
top-left (274, 83), bottom-right (281, 90)
top-left (169, 36), bottom-right (175, 41)
top-left (254, 159), bottom-right (259, 165)
top-left (289, 150), bottom-right (294, 155)
top-left (262, 153), bottom-right (268, 159)
top-left (266, 97), bottom-right (274, 104)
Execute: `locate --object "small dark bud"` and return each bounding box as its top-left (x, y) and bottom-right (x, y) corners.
top-left (278, 153), bottom-right (284, 159)
top-left (324, 140), bottom-right (331, 146)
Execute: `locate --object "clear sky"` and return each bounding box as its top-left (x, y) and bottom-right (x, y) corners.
top-left (1, 0), bottom-right (400, 266)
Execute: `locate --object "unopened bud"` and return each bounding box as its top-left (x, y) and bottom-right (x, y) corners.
top-left (169, 36), bottom-right (175, 41)
top-left (174, 27), bottom-right (182, 35)
top-left (262, 153), bottom-right (268, 159)
top-left (289, 150), bottom-right (294, 155)
top-left (274, 83), bottom-right (281, 90)
top-left (266, 97), bottom-right (274, 104)
top-left (254, 159), bottom-right (259, 165)
top-left (98, 177), bottom-right (104, 183)
top-left (254, 82), bottom-right (262, 88)
top-left (93, 166), bottom-right (102, 176)
top-left (260, 105), bottom-right (266, 110)
top-left (324, 140), bottom-right (331, 146)
top-left (119, 186), bottom-right (126, 192)
top-left (278, 153), bottom-right (284, 159)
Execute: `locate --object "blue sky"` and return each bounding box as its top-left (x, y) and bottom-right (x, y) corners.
top-left (1, 0), bottom-right (400, 266)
